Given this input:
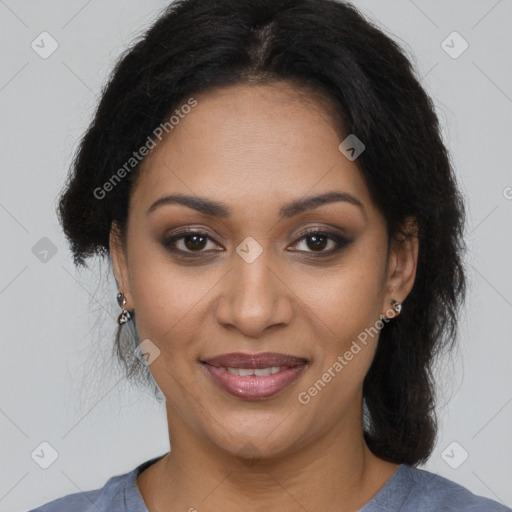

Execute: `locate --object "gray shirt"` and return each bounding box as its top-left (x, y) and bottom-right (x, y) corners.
top-left (28, 454), bottom-right (511, 511)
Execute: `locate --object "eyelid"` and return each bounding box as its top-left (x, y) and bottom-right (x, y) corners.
top-left (293, 224), bottom-right (349, 239)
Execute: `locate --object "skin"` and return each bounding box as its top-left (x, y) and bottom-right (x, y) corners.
top-left (110, 82), bottom-right (418, 512)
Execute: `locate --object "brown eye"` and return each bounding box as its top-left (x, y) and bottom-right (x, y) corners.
top-left (182, 233), bottom-right (208, 251)
top-left (303, 233), bottom-right (329, 251)
top-left (162, 230), bottom-right (220, 255)
top-left (290, 230), bottom-right (352, 256)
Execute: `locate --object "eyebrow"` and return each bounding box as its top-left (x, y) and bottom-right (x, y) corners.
top-left (146, 191), bottom-right (365, 219)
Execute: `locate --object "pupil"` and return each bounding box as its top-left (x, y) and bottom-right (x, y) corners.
top-left (185, 235), bottom-right (207, 250)
top-left (307, 234), bottom-right (327, 251)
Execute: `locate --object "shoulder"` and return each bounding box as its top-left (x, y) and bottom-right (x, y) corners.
top-left (27, 453), bottom-right (166, 511)
top-left (27, 472), bottom-right (130, 512)
top-left (26, 465), bottom-right (144, 512)
top-left (400, 465), bottom-right (511, 511)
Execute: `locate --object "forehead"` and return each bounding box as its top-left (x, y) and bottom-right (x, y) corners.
top-left (131, 83), bottom-right (373, 217)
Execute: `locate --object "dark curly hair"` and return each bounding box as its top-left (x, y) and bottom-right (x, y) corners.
top-left (57, 0), bottom-right (466, 466)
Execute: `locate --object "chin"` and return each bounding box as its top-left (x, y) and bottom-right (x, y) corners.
top-left (201, 417), bottom-right (306, 464)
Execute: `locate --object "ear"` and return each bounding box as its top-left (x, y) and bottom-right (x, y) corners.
top-left (381, 217), bottom-right (419, 319)
top-left (109, 220), bottom-right (133, 309)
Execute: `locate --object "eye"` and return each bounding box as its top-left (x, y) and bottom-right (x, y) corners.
top-left (162, 229), bottom-right (221, 256)
top-left (162, 228), bottom-right (352, 258)
top-left (290, 229), bottom-right (352, 256)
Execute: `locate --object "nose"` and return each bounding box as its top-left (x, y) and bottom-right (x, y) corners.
top-left (214, 246), bottom-right (294, 338)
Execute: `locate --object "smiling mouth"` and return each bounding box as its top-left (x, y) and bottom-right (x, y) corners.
top-left (200, 352), bottom-right (309, 400)
top-left (216, 366), bottom-right (287, 376)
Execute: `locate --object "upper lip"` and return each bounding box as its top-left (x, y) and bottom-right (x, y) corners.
top-left (201, 352), bottom-right (308, 369)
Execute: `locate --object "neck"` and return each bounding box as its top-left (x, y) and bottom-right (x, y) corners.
top-left (137, 405), bottom-right (399, 512)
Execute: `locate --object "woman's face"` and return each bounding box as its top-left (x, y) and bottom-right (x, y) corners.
top-left (110, 82), bottom-right (417, 460)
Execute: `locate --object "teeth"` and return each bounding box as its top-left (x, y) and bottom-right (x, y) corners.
top-left (254, 368), bottom-right (271, 377)
top-left (222, 366), bottom-right (284, 376)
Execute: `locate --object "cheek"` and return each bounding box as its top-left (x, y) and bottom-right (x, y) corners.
top-left (295, 243), bottom-right (387, 409)
top-left (125, 240), bottom-right (209, 350)
top-left (296, 272), bottom-right (382, 429)
top-left (308, 251), bottom-right (386, 349)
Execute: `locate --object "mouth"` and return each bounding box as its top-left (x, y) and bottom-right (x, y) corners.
top-left (200, 352), bottom-right (309, 400)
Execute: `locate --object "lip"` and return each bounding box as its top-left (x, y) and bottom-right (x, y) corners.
top-left (200, 352), bottom-right (308, 400)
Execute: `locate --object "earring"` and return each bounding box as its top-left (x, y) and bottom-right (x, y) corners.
top-left (116, 292), bottom-right (131, 325)
top-left (391, 299), bottom-right (402, 315)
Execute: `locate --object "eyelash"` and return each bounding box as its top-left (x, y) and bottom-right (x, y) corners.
top-left (162, 228), bottom-right (352, 259)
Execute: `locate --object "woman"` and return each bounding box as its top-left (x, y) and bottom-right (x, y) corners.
top-left (29, 0), bottom-right (510, 510)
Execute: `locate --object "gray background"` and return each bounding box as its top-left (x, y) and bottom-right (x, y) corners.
top-left (1, 0), bottom-right (511, 510)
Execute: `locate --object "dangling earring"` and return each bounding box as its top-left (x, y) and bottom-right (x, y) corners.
top-left (391, 299), bottom-right (402, 315)
top-left (117, 292), bottom-right (131, 325)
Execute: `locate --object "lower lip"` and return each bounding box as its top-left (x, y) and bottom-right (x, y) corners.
top-left (202, 364), bottom-right (306, 400)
